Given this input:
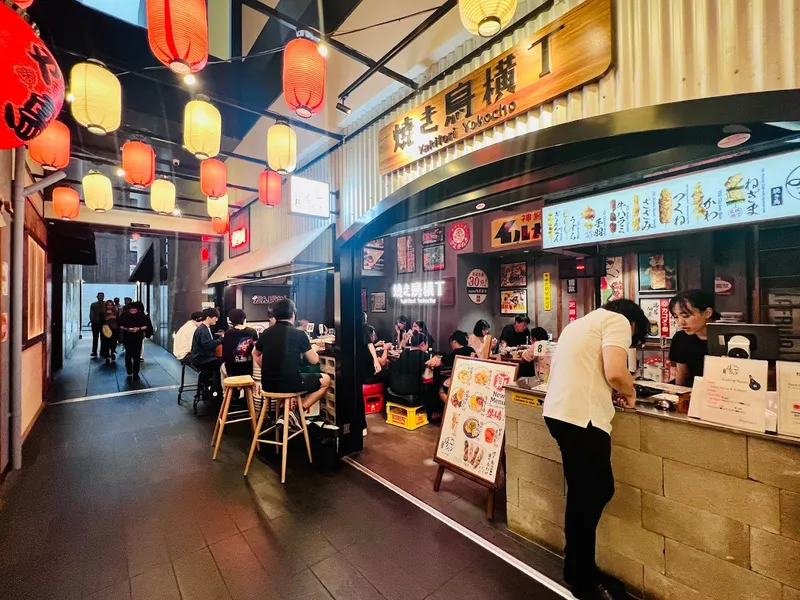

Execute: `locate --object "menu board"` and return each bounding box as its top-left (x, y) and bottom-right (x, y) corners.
top-left (434, 357), bottom-right (519, 486)
top-left (777, 361), bottom-right (800, 438)
top-left (700, 356), bottom-right (768, 433)
top-left (543, 148), bottom-right (800, 248)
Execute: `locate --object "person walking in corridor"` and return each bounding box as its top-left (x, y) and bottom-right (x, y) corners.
top-left (89, 292), bottom-right (106, 357)
top-left (118, 301), bottom-right (150, 379)
top-left (100, 299), bottom-right (118, 364)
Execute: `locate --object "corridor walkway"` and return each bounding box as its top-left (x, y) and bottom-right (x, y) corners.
top-left (1, 366), bottom-right (567, 599)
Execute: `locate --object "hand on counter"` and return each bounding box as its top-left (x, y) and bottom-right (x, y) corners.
top-left (612, 390), bottom-right (636, 409)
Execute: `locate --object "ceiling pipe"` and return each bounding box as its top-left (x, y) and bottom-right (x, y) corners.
top-left (10, 146), bottom-right (25, 470)
top-left (238, 0), bottom-right (418, 91)
top-left (338, 0), bottom-right (457, 103)
top-left (24, 170), bottom-right (66, 196)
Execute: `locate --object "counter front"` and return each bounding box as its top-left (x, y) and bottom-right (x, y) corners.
top-left (503, 385), bottom-right (800, 600)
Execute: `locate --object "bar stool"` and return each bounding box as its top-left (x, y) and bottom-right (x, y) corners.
top-left (177, 359), bottom-right (199, 405)
top-left (244, 391), bottom-right (313, 483)
top-left (211, 375), bottom-right (258, 460)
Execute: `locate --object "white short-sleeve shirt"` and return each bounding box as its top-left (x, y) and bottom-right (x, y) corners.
top-left (543, 308), bottom-right (632, 434)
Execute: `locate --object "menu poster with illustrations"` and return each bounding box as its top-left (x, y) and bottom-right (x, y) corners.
top-left (776, 361), bottom-right (800, 438)
top-left (435, 357), bottom-right (519, 487)
top-left (701, 356), bottom-right (768, 433)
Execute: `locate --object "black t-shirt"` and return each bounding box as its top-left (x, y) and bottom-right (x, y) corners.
top-left (389, 349), bottom-right (429, 396)
top-left (441, 345), bottom-right (475, 368)
top-left (499, 323), bottom-right (530, 347)
top-left (255, 322), bottom-right (312, 392)
top-left (669, 330), bottom-right (708, 386)
top-left (222, 327), bottom-right (258, 377)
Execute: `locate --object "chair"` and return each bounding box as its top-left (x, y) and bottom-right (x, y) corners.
top-left (244, 391), bottom-right (313, 483)
top-left (211, 375), bottom-right (258, 460)
top-left (363, 382), bottom-right (384, 414)
top-left (481, 335), bottom-right (494, 359)
top-left (177, 359), bottom-right (199, 406)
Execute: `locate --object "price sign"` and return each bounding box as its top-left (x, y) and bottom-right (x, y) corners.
top-left (543, 272), bottom-right (552, 311)
top-left (466, 269), bottom-right (489, 304)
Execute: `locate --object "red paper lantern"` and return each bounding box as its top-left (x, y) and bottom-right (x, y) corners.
top-left (16, 1), bottom-right (34, 9)
top-left (52, 186), bottom-right (80, 220)
top-left (122, 141), bottom-right (156, 188)
top-left (0, 3), bottom-right (65, 149)
top-left (146, 0), bottom-right (209, 74)
top-left (258, 169), bottom-right (281, 206)
top-left (200, 246), bottom-right (209, 262)
top-left (283, 35), bottom-right (325, 118)
top-left (28, 119), bottom-right (69, 170)
top-left (200, 158), bottom-right (226, 199)
top-left (212, 215), bottom-right (228, 234)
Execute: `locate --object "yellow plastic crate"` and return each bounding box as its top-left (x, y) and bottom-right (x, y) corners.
top-left (385, 402), bottom-right (428, 431)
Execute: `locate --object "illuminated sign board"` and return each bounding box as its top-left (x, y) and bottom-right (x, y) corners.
top-left (391, 281), bottom-right (446, 305)
top-left (289, 175), bottom-right (330, 218)
top-left (543, 149), bottom-right (800, 249)
top-left (230, 226), bottom-right (248, 249)
top-left (228, 207), bottom-right (250, 257)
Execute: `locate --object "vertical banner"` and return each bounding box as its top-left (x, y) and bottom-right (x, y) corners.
top-left (568, 300), bottom-right (577, 322)
top-left (659, 298), bottom-right (671, 337)
top-left (543, 272), bottom-right (552, 311)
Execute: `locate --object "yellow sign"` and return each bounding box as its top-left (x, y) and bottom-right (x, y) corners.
top-left (491, 209), bottom-right (542, 248)
top-left (543, 272), bottom-right (552, 311)
top-left (377, 0), bottom-right (613, 174)
top-left (511, 392), bottom-right (544, 408)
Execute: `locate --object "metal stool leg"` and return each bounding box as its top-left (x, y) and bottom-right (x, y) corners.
top-left (178, 363), bottom-right (186, 404)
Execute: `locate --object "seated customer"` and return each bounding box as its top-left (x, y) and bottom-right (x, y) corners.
top-left (389, 332), bottom-right (435, 413)
top-left (469, 319), bottom-right (492, 356)
top-left (363, 325), bottom-right (391, 383)
top-left (252, 299), bottom-right (330, 421)
top-left (434, 330), bottom-right (476, 412)
top-left (173, 311), bottom-right (204, 362)
top-left (191, 308), bottom-right (223, 394)
top-left (222, 309), bottom-right (259, 378)
top-left (499, 315), bottom-right (532, 347)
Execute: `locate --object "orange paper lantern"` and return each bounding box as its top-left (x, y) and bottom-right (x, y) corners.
top-left (146, 0), bottom-right (208, 74)
top-left (258, 169), bottom-right (281, 207)
top-left (212, 215), bottom-right (228, 234)
top-left (200, 158), bottom-right (226, 199)
top-left (122, 141), bottom-right (156, 188)
top-left (28, 120), bottom-right (70, 170)
top-left (16, 1), bottom-right (34, 9)
top-left (52, 186), bottom-right (80, 220)
top-left (283, 35), bottom-right (325, 118)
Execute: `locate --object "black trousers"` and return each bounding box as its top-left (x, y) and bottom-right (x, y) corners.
top-left (100, 331), bottom-right (118, 359)
top-left (545, 417), bottom-right (615, 592)
top-left (124, 335), bottom-right (144, 375)
top-left (91, 323), bottom-right (103, 354)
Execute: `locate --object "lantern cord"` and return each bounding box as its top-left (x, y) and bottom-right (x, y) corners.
top-left (329, 7), bottom-right (438, 37)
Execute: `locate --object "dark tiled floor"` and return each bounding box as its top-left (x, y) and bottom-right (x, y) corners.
top-left (1, 350), bottom-right (566, 600)
top-left (50, 337), bottom-right (195, 402)
top-left (354, 414), bottom-right (566, 585)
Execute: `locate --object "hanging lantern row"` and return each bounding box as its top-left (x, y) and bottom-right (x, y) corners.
top-left (0, 2), bottom-right (64, 150)
top-left (267, 121), bottom-right (296, 175)
top-left (70, 60), bottom-right (121, 135)
top-left (146, 0), bottom-right (208, 75)
top-left (212, 215), bottom-right (229, 234)
top-left (207, 193), bottom-right (228, 219)
top-left (283, 31), bottom-right (326, 118)
top-left (150, 178), bottom-right (176, 214)
top-left (52, 186), bottom-right (79, 220)
top-left (122, 140), bottom-right (156, 188)
top-left (184, 96), bottom-right (221, 159)
top-left (259, 169), bottom-right (281, 207)
top-left (82, 170), bottom-right (113, 213)
top-left (200, 158), bottom-right (226, 198)
top-left (458, 0), bottom-right (518, 37)
top-left (28, 120), bottom-right (70, 170)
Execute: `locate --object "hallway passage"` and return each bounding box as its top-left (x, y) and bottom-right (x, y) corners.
top-left (1, 376), bottom-right (566, 600)
top-left (50, 338), bottom-right (195, 402)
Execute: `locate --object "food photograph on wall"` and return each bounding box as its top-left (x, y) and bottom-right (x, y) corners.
top-left (500, 289), bottom-right (528, 315)
top-left (638, 252), bottom-right (678, 293)
top-left (422, 244), bottom-right (445, 271)
top-left (422, 226), bottom-right (445, 245)
top-left (499, 261), bottom-right (527, 287)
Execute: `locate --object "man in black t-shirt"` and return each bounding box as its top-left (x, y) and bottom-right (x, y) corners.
top-left (252, 299), bottom-right (330, 412)
top-left (499, 315), bottom-right (532, 347)
top-left (222, 309), bottom-right (259, 377)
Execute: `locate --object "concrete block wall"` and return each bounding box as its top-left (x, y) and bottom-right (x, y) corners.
top-left (505, 400), bottom-right (800, 600)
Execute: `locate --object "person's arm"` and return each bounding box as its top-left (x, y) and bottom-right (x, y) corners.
top-left (300, 332), bottom-right (319, 365)
top-left (602, 315), bottom-right (636, 406)
top-left (674, 363), bottom-right (692, 387)
top-left (253, 348), bottom-right (263, 368)
top-left (367, 343), bottom-right (381, 373)
top-left (668, 334), bottom-right (691, 386)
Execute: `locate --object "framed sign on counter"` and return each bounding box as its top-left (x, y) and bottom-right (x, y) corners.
top-left (433, 356), bottom-right (519, 519)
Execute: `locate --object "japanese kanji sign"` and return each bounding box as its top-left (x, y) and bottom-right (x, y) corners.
top-left (491, 209), bottom-right (542, 248)
top-left (378, 0), bottom-right (612, 174)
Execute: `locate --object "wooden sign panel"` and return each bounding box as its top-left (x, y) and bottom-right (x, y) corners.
top-left (378, 0), bottom-right (612, 174)
top-left (434, 356), bottom-right (519, 487)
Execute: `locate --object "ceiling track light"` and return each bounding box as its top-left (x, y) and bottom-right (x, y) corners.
top-left (336, 98), bottom-right (352, 116)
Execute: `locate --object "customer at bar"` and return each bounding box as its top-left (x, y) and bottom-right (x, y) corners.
top-left (543, 299), bottom-right (648, 600)
top-left (222, 308), bottom-right (259, 377)
top-left (669, 289), bottom-right (718, 386)
top-left (173, 311), bottom-right (204, 362)
top-left (394, 315), bottom-right (411, 347)
top-left (191, 308), bottom-right (223, 391)
top-left (431, 330), bottom-right (476, 410)
top-left (118, 301), bottom-right (151, 379)
top-left (469, 319), bottom-right (492, 356)
top-left (498, 315), bottom-right (532, 347)
top-left (389, 331), bottom-right (435, 418)
top-left (363, 324), bottom-right (391, 383)
top-left (253, 298), bottom-right (330, 417)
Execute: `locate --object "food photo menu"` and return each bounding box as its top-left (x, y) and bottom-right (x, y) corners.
top-left (434, 357), bottom-right (519, 486)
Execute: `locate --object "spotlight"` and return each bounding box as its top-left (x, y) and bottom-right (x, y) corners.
top-left (184, 73), bottom-right (197, 86)
top-left (336, 99), bottom-right (352, 116)
top-left (475, 203), bottom-right (486, 210)
top-left (317, 42), bottom-right (328, 57)
top-left (116, 167), bottom-right (126, 177)
top-left (172, 207), bottom-right (182, 217)
top-left (66, 92), bottom-right (75, 103)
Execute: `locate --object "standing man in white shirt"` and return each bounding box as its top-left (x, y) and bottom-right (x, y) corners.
top-left (543, 299), bottom-right (649, 600)
top-left (173, 311), bottom-right (204, 362)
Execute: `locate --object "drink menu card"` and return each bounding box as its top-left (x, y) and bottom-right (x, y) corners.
top-left (700, 356), bottom-right (768, 433)
top-left (777, 361), bottom-right (800, 438)
top-left (434, 357), bottom-right (519, 486)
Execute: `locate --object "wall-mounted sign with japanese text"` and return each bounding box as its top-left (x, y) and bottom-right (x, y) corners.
top-left (378, 0), bottom-right (612, 174)
top-left (491, 210), bottom-right (542, 249)
top-left (568, 299), bottom-right (577, 322)
top-left (448, 222), bottom-right (471, 251)
top-left (543, 272), bottom-right (552, 311)
top-left (466, 269), bottom-right (489, 304)
top-left (391, 280), bottom-right (446, 305)
top-left (289, 175), bottom-right (330, 218)
top-left (544, 148), bottom-right (800, 249)
top-left (229, 207), bottom-right (250, 258)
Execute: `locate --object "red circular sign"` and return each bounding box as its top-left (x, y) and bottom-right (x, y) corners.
top-left (448, 222), bottom-right (470, 251)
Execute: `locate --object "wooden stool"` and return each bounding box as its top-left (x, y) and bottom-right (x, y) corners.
top-left (211, 375), bottom-right (258, 460)
top-left (244, 391), bottom-right (313, 483)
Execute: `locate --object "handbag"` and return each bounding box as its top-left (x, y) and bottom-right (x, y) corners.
top-left (102, 324), bottom-right (113, 338)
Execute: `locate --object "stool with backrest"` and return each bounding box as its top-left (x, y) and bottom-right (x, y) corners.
top-left (211, 375), bottom-right (258, 460)
top-left (244, 390), bottom-right (312, 483)
top-left (177, 359), bottom-right (199, 405)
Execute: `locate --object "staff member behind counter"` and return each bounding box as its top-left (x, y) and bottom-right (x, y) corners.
top-left (668, 289), bottom-right (718, 387)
